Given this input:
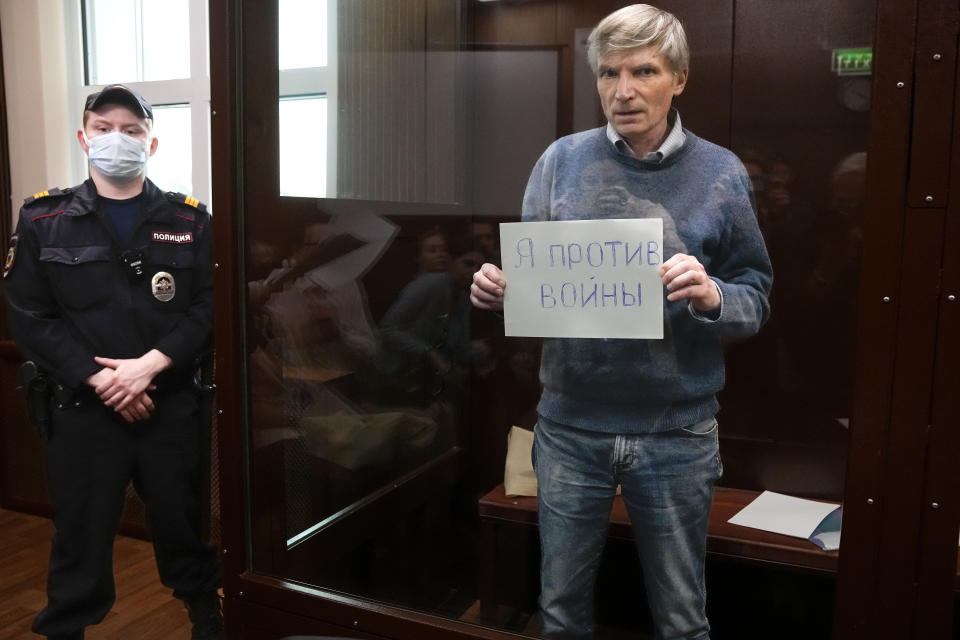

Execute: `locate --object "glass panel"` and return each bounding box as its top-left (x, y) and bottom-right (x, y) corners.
top-left (244, 1), bottom-right (876, 638)
top-left (279, 96), bottom-right (327, 198)
top-left (147, 104), bottom-right (192, 196)
top-left (275, 0), bottom-right (463, 204)
top-left (84, 0), bottom-right (190, 84)
top-left (279, 0), bottom-right (328, 70)
top-left (721, 0), bottom-right (873, 501)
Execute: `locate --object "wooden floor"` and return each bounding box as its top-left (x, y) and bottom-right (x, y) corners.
top-left (0, 507), bottom-right (192, 639)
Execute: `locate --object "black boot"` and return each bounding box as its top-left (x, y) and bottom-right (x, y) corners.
top-left (185, 592), bottom-right (224, 640)
top-left (47, 632), bottom-right (84, 640)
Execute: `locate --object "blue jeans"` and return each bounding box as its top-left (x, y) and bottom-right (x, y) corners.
top-left (533, 415), bottom-right (722, 640)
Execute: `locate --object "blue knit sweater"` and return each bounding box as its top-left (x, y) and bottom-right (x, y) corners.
top-left (522, 127), bottom-right (773, 433)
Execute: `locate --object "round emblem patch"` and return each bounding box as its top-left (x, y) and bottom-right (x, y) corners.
top-left (3, 235), bottom-right (17, 279)
top-left (151, 271), bottom-right (176, 302)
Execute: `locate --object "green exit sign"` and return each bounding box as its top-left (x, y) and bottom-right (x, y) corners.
top-left (833, 47), bottom-right (873, 76)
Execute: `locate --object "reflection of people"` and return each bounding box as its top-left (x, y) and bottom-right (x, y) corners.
top-left (417, 226), bottom-right (451, 273)
top-left (741, 151), bottom-right (797, 230)
top-left (245, 217), bottom-right (383, 455)
top-left (810, 152), bottom-right (866, 290)
top-left (739, 150), bottom-right (813, 266)
top-left (378, 230), bottom-right (487, 406)
top-left (797, 151), bottom-right (866, 414)
top-left (471, 221), bottom-right (499, 265)
top-left (3, 85), bottom-right (222, 639)
top-left (471, 6), bottom-right (772, 639)
top-left (733, 150), bottom-right (814, 400)
top-left (261, 221), bottom-right (379, 372)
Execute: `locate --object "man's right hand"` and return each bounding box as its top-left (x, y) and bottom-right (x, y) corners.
top-left (471, 263), bottom-right (506, 311)
top-left (86, 367), bottom-right (155, 423)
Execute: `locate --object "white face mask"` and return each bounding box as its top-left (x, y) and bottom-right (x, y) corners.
top-left (83, 131), bottom-right (150, 181)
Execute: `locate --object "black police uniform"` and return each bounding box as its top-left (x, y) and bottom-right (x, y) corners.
top-left (3, 177), bottom-right (220, 637)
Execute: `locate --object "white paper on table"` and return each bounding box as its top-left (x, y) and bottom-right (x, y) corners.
top-left (499, 219), bottom-right (664, 339)
top-left (727, 490), bottom-right (841, 539)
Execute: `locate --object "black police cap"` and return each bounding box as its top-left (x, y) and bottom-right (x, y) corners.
top-left (84, 84), bottom-right (153, 121)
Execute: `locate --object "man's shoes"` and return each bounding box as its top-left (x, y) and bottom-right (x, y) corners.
top-left (47, 632), bottom-right (83, 640)
top-left (185, 592), bottom-right (224, 640)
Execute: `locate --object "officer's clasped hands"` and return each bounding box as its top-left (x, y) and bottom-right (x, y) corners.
top-left (87, 349), bottom-right (172, 423)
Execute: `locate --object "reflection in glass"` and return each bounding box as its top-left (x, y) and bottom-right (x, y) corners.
top-left (376, 230), bottom-right (488, 407)
top-left (279, 0), bottom-right (328, 70)
top-left (148, 104), bottom-right (192, 196)
top-left (245, 0), bottom-right (877, 637)
top-left (246, 207), bottom-right (502, 613)
top-left (720, 0), bottom-right (875, 508)
top-left (279, 96), bottom-right (328, 198)
top-left (84, 0), bottom-right (190, 84)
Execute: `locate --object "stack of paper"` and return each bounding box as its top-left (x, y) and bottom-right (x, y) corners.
top-left (728, 491), bottom-right (842, 551)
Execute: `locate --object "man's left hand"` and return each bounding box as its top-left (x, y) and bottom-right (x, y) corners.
top-left (93, 349), bottom-right (172, 412)
top-left (117, 391), bottom-right (156, 423)
top-left (659, 253), bottom-right (721, 313)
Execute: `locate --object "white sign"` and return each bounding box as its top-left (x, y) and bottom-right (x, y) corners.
top-left (500, 219), bottom-right (664, 339)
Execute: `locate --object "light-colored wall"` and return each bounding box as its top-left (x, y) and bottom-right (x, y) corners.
top-left (1, 0), bottom-right (74, 225)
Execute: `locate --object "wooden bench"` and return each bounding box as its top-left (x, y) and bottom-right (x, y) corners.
top-left (477, 483), bottom-right (840, 621)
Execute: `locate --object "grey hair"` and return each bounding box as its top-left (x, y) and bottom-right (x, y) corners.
top-left (587, 4), bottom-right (690, 74)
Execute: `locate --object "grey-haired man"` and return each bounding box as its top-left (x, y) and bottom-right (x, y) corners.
top-left (472, 5), bottom-right (772, 639)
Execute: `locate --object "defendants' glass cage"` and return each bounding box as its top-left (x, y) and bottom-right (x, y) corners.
top-left (208, 1), bottom-right (960, 639)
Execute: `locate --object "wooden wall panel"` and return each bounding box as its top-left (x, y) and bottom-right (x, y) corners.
top-left (833, 0), bottom-right (919, 637)
top-left (337, 0), bottom-right (461, 203)
top-left (473, 1), bottom-right (558, 45)
top-left (469, 48), bottom-right (559, 217)
top-left (661, 0), bottom-right (735, 148)
top-left (913, 34), bottom-right (960, 636)
top-left (425, 0), bottom-right (465, 203)
top-left (872, 207), bottom-right (945, 638)
top-left (474, 1), bottom-right (734, 145)
top-left (905, 0), bottom-right (958, 207)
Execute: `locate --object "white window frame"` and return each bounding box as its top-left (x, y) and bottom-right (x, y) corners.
top-left (63, 0), bottom-right (211, 206)
top-left (278, 0), bottom-right (337, 198)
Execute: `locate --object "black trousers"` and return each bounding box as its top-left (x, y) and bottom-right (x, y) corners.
top-left (32, 386), bottom-right (220, 637)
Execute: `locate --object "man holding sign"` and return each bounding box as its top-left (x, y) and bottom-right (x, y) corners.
top-left (471, 5), bottom-right (772, 640)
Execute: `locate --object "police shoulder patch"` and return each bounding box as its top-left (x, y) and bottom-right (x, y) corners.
top-left (166, 191), bottom-right (207, 213)
top-left (23, 187), bottom-right (71, 207)
top-left (3, 234), bottom-right (18, 279)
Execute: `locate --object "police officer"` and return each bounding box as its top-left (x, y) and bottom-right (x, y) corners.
top-left (3, 85), bottom-right (222, 639)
